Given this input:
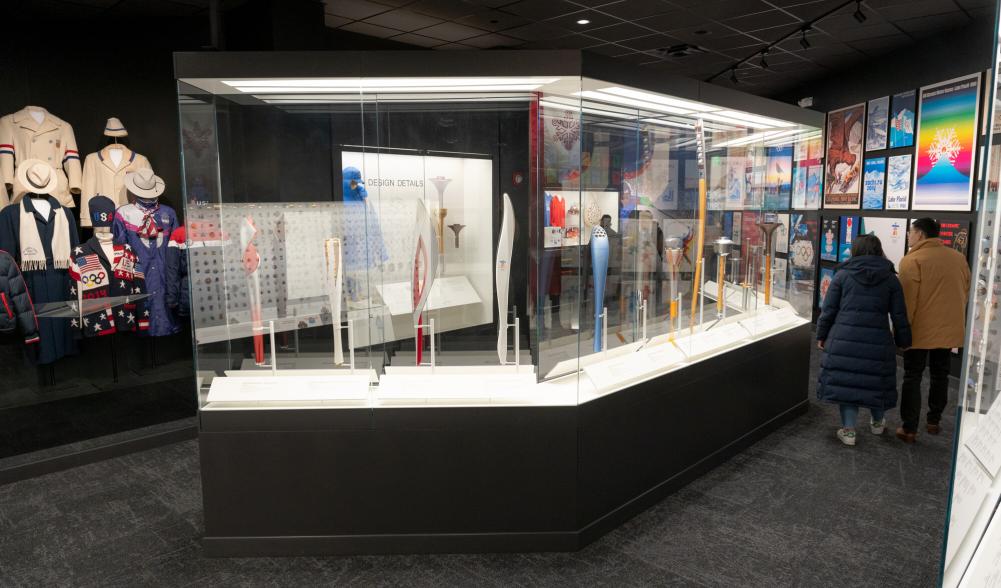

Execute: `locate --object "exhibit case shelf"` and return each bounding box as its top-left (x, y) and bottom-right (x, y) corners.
top-left (175, 50), bottom-right (824, 556)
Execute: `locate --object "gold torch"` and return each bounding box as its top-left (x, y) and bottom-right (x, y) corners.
top-left (755, 213), bottom-right (781, 306)
top-left (664, 237), bottom-right (684, 342)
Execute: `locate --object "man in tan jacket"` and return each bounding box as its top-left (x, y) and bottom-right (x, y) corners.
top-left (896, 218), bottom-right (971, 442)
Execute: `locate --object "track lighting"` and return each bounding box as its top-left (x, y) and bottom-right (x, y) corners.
top-left (853, 1), bottom-right (866, 23)
top-left (730, 68), bottom-right (739, 84)
top-left (799, 29), bottom-right (810, 50)
top-left (759, 49), bottom-right (769, 69)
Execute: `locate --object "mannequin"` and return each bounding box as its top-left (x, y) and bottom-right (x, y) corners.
top-left (80, 117), bottom-right (151, 227)
top-left (29, 191), bottom-right (51, 219)
top-left (0, 106), bottom-right (82, 207)
top-left (69, 195), bottom-right (148, 337)
top-left (112, 169), bottom-right (179, 337)
top-left (0, 159), bottom-right (79, 364)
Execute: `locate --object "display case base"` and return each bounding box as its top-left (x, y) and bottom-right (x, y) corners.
top-left (199, 323), bottom-right (810, 556)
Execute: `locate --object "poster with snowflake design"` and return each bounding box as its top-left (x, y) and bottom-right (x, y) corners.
top-left (912, 73), bottom-right (981, 211)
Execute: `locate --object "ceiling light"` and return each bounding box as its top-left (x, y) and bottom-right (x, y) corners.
top-left (715, 110), bottom-right (796, 128)
top-left (577, 19), bottom-right (590, 25)
top-left (853, 1), bottom-right (866, 23)
top-left (598, 86), bottom-right (721, 112)
top-left (799, 30), bottom-right (810, 50)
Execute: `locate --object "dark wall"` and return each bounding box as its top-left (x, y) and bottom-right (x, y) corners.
top-left (773, 19), bottom-right (996, 111)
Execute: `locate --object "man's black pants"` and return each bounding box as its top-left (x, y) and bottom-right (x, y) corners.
top-left (900, 348), bottom-right (952, 432)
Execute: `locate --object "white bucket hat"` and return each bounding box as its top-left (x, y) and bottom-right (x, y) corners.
top-left (124, 168), bottom-right (165, 199)
top-left (15, 159), bottom-right (59, 196)
top-left (104, 117), bottom-right (128, 138)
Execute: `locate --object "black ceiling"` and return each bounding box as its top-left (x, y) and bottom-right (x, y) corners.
top-left (10, 0), bottom-right (994, 96)
top-left (322, 0), bottom-right (993, 95)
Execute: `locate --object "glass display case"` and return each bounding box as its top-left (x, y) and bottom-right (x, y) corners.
top-left (941, 18), bottom-right (1001, 585)
top-left (177, 58), bottom-right (821, 410)
top-left (176, 51), bottom-right (824, 556)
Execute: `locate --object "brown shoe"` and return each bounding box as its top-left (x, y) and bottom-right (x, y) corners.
top-left (927, 423), bottom-right (941, 435)
top-left (896, 427), bottom-right (917, 443)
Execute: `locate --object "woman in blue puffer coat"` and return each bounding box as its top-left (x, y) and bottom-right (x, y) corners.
top-left (817, 234), bottom-right (911, 446)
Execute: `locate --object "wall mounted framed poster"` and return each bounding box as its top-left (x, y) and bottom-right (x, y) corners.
top-left (824, 103), bottom-right (865, 209)
top-left (889, 90), bottom-right (916, 149)
top-left (764, 145), bottom-right (793, 210)
top-left (859, 217), bottom-right (907, 270)
top-left (862, 157), bottom-right (887, 210)
top-left (866, 96), bottom-right (889, 151)
top-left (912, 73), bottom-right (981, 211)
top-left (806, 164), bottom-right (822, 209)
top-left (818, 267), bottom-right (835, 309)
top-left (791, 166), bottom-right (807, 209)
top-left (820, 217), bottom-right (839, 262)
top-left (886, 154), bottom-right (912, 210)
top-left (838, 215), bottom-right (861, 262)
top-left (938, 219), bottom-right (971, 257)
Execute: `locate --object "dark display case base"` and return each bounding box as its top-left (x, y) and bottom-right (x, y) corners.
top-left (199, 323), bottom-right (810, 556)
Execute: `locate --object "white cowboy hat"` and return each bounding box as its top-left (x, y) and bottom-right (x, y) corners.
top-left (124, 168), bottom-right (165, 199)
top-left (104, 117), bottom-right (128, 138)
top-left (15, 159), bottom-right (59, 196)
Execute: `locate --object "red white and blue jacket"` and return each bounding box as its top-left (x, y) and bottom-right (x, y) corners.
top-left (67, 238), bottom-right (148, 337)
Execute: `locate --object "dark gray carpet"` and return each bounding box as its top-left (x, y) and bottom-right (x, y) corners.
top-left (0, 347), bottom-right (956, 587)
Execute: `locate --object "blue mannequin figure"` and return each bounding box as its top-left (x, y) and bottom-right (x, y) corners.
top-left (591, 225), bottom-right (609, 353)
top-left (340, 166), bottom-right (388, 300)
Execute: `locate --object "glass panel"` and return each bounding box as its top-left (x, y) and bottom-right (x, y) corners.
top-left (941, 14), bottom-right (1001, 583)
top-left (177, 72), bottom-right (819, 411)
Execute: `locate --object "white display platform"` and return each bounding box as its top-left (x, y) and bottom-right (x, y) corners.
top-left (385, 365), bottom-right (535, 376)
top-left (544, 340), bottom-right (646, 380)
top-left (224, 368), bottom-right (380, 383)
top-left (376, 372), bottom-right (541, 404)
top-left (205, 374), bottom-right (371, 405)
top-left (239, 355), bottom-right (385, 373)
top-left (376, 275), bottom-right (481, 316)
top-left (583, 340), bottom-right (688, 396)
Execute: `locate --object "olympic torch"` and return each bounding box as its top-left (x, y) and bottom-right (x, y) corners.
top-left (689, 117), bottom-right (708, 333)
top-left (756, 214), bottom-right (781, 306)
top-left (664, 237), bottom-right (684, 342)
top-left (240, 216), bottom-right (265, 365)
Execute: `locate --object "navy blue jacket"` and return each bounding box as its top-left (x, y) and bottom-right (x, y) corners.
top-left (817, 255), bottom-right (911, 410)
top-left (0, 250), bottom-right (39, 345)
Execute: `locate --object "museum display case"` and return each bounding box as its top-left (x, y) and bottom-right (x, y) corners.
top-left (175, 50), bottom-right (824, 555)
top-left (941, 23), bottom-right (1001, 586)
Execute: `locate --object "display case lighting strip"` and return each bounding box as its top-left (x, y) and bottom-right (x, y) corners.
top-left (234, 84), bottom-right (544, 93)
top-left (223, 77), bottom-right (560, 93)
top-left (714, 110), bottom-right (796, 128)
top-left (598, 87), bottom-right (722, 113)
top-left (578, 90), bottom-right (693, 115)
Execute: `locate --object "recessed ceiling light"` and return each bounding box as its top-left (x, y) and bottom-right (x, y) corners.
top-left (577, 19), bottom-right (590, 25)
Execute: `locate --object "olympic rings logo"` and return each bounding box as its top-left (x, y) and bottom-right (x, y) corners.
top-left (80, 272), bottom-right (107, 285)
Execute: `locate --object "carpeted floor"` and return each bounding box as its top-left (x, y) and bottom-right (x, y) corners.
top-left (0, 348), bottom-right (957, 587)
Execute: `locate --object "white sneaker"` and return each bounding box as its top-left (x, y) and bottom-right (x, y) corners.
top-left (870, 419), bottom-right (886, 435)
top-left (837, 428), bottom-right (857, 446)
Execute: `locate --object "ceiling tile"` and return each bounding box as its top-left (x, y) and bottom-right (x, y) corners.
top-left (583, 22), bottom-right (653, 42)
top-left (433, 43), bottom-right (477, 50)
top-left (407, 0), bottom-right (481, 19)
top-left (324, 14), bottom-right (352, 28)
top-left (613, 51), bottom-right (666, 65)
top-left (723, 9), bottom-right (799, 32)
top-left (699, 33), bottom-right (764, 51)
top-left (667, 22), bottom-right (736, 42)
top-left (873, 0), bottom-right (959, 19)
top-left (388, 32), bottom-right (448, 47)
top-left (633, 10), bottom-right (707, 31)
top-left (325, 0), bottom-right (395, 20)
top-left (504, 22), bottom-right (574, 40)
top-left (364, 9), bottom-right (444, 31)
top-left (339, 21), bottom-right (403, 38)
top-left (847, 33), bottom-right (911, 54)
top-left (413, 21), bottom-right (488, 41)
top-left (895, 12), bottom-right (972, 36)
top-left (460, 33), bottom-right (525, 47)
top-left (694, 0), bottom-right (775, 20)
top-left (454, 10), bottom-right (532, 32)
top-left (815, 20), bottom-right (898, 42)
top-left (619, 33), bottom-right (683, 51)
top-left (955, 0), bottom-right (996, 7)
top-left (518, 33), bottom-right (602, 49)
top-left (592, 0), bottom-right (676, 19)
top-left (501, 0), bottom-right (580, 20)
top-left (778, 0), bottom-right (840, 20)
